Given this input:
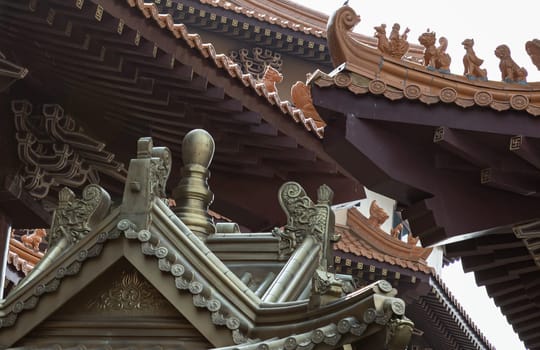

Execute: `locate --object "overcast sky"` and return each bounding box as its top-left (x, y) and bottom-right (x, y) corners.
top-left (295, 0), bottom-right (540, 82)
top-left (290, 0), bottom-right (533, 348)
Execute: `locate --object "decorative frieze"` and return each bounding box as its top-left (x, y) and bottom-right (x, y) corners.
top-left (229, 47), bottom-right (282, 80)
top-left (87, 269), bottom-right (168, 312)
top-left (12, 100), bottom-right (126, 200)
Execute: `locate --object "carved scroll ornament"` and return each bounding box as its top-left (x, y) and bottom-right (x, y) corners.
top-left (276, 182), bottom-right (339, 268)
top-left (49, 184), bottom-right (111, 246)
top-left (12, 100), bottom-right (126, 199)
top-left (15, 184), bottom-right (111, 290)
top-left (229, 47), bottom-right (283, 80)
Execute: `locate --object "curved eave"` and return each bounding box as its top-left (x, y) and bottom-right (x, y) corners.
top-left (325, 5), bottom-right (540, 116)
top-left (198, 0), bottom-right (425, 56)
top-left (128, 0), bottom-right (325, 138)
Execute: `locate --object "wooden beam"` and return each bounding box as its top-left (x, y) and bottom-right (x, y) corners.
top-left (480, 168), bottom-right (539, 196)
top-left (510, 135), bottom-right (540, 170)
top-left (433, 126), bottom-right (492, 167)
top-left (474, 260), bottom-right (537, 286)
top-left (461, 246), bottom-right (530, 273)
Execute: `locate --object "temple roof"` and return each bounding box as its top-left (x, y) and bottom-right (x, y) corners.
top-left (0, 132), bottom-right (413, 350)
top-left (323, 5), bottom-right (540, 116)
top-left (0, 0), bottom-right (364, 231)
top-left (332, 206), bottom-right (494, 350)
top-left (128, 0), bottom-right (324, 137)
top-left (334, 207), bottom-right (432, 274)
top-left (304, 4), bottom-right (540, 349)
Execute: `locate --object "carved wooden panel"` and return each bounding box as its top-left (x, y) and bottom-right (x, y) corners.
top-left (12, 101), bottom-right (126, 200)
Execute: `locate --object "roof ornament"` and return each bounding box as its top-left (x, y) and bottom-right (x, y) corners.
top-left (261, 65), bottom-right (283, 94)
top-left (291, 75), bottom-right (327, 128)
top-left (367, 200), bottom-right (388, 228)
top-left (462, 38), bottom-right (488, 81)
top-left (12, 101), bottom-right (126, 200)
top-left (229, 47), bottom-right (283, 80)
top-left (16, 184), bottom-right (111, 290)
top-left (368, 201), bottom-right (420, 246)
top-left (525, 39), bottom-right (540, 70)
top-left (172, 129), bottom-right (216, 240)
top-left (271, 182), bottom-right (344, 303)
top-left (374, 23), bottom-right (410, 59)
top-left (495, 44), bottom-right (528, 84)
top-left (418, 30), bottom-right (451, 73)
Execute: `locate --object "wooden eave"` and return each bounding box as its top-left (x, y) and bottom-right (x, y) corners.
top-left (147, 0), bottom-right (425, 66)
top-left (308, 85), bottom-right (540, 245)
top-left (331, 209), bottom-right (494, 350)
top-left (445, 225), bottom-right (540, 350)
top-left (0, 0), bottom-right (365, 231)
top-left (304, 6), bottom-right (540, 245)
top-left (408, 274), bottom-right (496, 350)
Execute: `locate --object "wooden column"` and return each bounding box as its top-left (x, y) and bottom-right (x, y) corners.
top-left (0, 210), bottom-right (11, 299)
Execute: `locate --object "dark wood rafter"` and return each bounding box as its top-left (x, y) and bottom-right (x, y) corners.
top-left (319, 108), bottom-right (540, 245)
top-left (0, 0), bottom-right (365, 231)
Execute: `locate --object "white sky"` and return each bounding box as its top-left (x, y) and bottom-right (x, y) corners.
top-left (295, 0), bottom-right (540, 82)
top-left (290, 0), bottom-right (533, 348)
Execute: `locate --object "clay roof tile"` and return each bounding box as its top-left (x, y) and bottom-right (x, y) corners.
top-left (127, 1), bottom-right (325, 138)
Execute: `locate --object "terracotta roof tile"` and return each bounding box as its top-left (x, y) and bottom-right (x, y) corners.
top-left (7, 238), bottom-right (44, 276)
top-left (333, 208), bottom-right (434, 275)
top-left (127, 0), bottom-right (325, 138)
top-left (318, 5), bottom-right (540, 117)
top-left (429, 273), bottom-right (496, 350)
top-left (199, 0), bottom-right (327, 38)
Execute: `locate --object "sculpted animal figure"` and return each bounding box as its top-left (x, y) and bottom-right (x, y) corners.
top-left (462, 38), bottom-right (487, 80)
top-left (374, 23), bottom-right (410, 59)
top-left (389, 23), bottom-right (410, 58)
top-left (495, 44), bottom-right (527, 82)
top-left (418, 31), bottom-right (451, 71)
top-left (21, 228), bottom-right (47, 252)
top-left (367, 200), bottom-right (389, 228)
top-left (291, 80), bottom-right (325, 128)
top-left (390, 223), bottom-right (403, 238)
top-left (262, 65), bottom-right (283, 93)
top-left (526, 39), bottom-right (540, 70)
top-left (374, 24), bottom-right (391, 54)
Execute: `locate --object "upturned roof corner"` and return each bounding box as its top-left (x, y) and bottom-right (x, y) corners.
top-left (0, 129), bottom-right (414, 350)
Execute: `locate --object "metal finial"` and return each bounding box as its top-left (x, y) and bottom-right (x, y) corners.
top-left (172, 129), bottom-right (216, 240)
